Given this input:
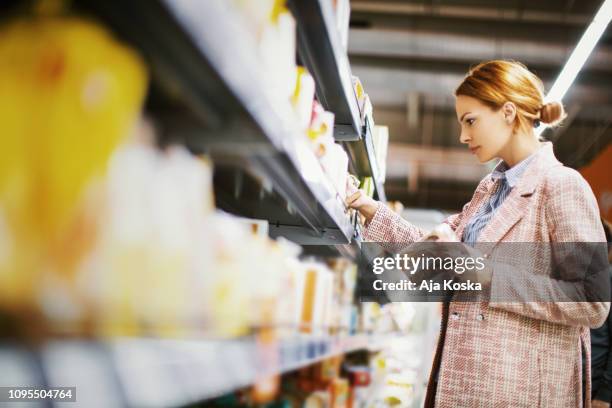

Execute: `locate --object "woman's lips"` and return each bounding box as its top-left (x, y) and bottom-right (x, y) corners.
top-left (469, 146), bottom-right (480, 154)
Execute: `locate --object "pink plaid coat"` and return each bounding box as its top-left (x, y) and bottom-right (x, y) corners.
top-left (364, 142), bottom-right (608, 407)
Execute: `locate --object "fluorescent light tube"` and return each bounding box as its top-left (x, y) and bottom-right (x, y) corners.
top-left (536, 0), bottom-right (612, 136)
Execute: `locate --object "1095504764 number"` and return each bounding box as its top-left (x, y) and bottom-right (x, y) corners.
top-left (0, 387), bottom-right (76, 402)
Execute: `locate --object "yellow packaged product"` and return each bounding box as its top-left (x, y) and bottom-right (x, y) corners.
top-left (0, 17), bottom-right (147, 313)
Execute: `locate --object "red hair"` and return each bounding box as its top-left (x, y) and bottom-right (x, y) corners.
top-left (455, 60), bottom-right (566, 133)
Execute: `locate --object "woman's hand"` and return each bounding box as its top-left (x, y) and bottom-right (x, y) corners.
top-left (420, 223), bottom-right (460, 242)
top-left (345, 178), bottom-right (379, 223)
top-left (592, 400), bottom-right (610, 408)
top-left (346, 189), bottom-right (378, 221)
top-left (454, 245), bottom-right (492, 286)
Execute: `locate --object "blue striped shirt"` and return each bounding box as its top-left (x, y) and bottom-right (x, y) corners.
top-left (462, 153), bottom-right (536, 245)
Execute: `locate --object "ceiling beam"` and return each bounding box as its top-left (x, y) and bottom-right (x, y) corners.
top-left (351, 1), bottom-right (592, 25)
top-left (348, 29), bottom-right (612, 74)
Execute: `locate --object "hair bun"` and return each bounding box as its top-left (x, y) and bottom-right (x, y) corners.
top-left (539, 101), bottom-right (566, 126)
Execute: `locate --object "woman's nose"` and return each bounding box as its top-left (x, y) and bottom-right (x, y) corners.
top-left (459, 130), bottom-right (470, 144)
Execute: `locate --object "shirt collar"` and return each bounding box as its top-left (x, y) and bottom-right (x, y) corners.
top-left (491, 151), bottom-right (537, 188)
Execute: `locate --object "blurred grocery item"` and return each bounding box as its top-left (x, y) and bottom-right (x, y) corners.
top-left (360, 302), bottom-right (380, 333)
top-left (86, 137), bottom-right (217, 336)
top-left (306, 100), bottom-right (352, 200)
top-left (304, 390), bottom-right (330, 408)
top-left (332, 0), bottom-right (351, 50)
top-left (292, 66), bottom-right (316, 131)
top-left (0, 15), bottom-right (147, 312)
top-left (319, 143), bottom-right (350, 200)
top-left (361, 95), bottom-right (374, 128)
top-left (380, 372), bottom-right (416, 407)
top-left (372, 125), bottom-right (389, 183)
top-left (256, 1), bottom-right (297, 104)
top-left (360, 177), bottom-right (375, 198)
top-left (351, 76), bottom-right (375, 128)
top-left (309, 101), bottom-right (336, 151)
top-left (352, 76), bottom-right (365, 113)
top-left (329, 377), bottom-right (350, 408)
top-left (297, 262), bottom-right (334, 335)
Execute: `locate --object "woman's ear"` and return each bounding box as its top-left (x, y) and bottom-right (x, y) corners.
top-left (502, 102), bottom-right (517, 125)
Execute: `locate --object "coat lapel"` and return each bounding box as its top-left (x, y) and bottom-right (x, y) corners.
top-left (476, 190), bottom-right (529, 243)
top-left (455, 177), bottom-right (495, 239)
top-left (474, 142), bottom-right (561, 244)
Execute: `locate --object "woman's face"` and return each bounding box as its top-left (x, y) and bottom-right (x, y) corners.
top-left (455, 95), bottom-right (513, 163)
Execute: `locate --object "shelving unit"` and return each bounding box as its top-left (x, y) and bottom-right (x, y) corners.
top-left (288, 0), bottom-right (361, 141)
top-left (0, 334), bottom-right (397, 407)
top-left (363, 117), bottom-right (388, 202)
top-left (289, 0), bottom-right (387, 202)
top-left (72, 0), bottom-right (365, 245)
top-left (0, 0), bottom-right (396, 405)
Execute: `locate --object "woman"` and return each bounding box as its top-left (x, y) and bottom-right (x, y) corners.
top-left (347, 60), bottom-right (609, 407)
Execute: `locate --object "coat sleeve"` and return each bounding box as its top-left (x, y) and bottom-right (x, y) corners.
top-left (488, 168), bottom-right (610, 328)
top-left (363, 200), bottom-right (472, 244)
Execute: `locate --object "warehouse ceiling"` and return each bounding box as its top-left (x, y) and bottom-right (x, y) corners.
top-left (349, 0), bottom-right (612, 211)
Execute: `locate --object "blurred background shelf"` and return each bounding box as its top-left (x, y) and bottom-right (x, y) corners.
top-left (74, 0), bottom-right (357, 245)
top-left (0, 334), bottom-right (397, 407)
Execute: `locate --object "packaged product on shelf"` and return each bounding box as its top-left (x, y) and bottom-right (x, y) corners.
top-left (329, 377), bottom-right (350, 408)
top-left (346, 365), bottom-right (372, 407)
top-left (320, 356), bottom-right (343, 382)
top-left (351, 76), bottom-right (375, 127)
top-left (307, 102), bottom-right (351, 200)
top-left (360, 302), bottom-right (381, 333)
top-left (352, 76), bottom-right (366, 114)
top-left (319, 143), bottom-right (349, 200)
top-left (251, 324), bottom-right (281, 404)
top-left (360, 177), bottom-right (375, 198)
top-left (258, 2), bottom-right (297, 105)
top-left (308, 101), bottom-right (336, 156)
top-left (233, 217), bottom-right (270, 237)
top-left (388, 303), bottom-right (417, 333)
top-left (297, 262), bottom-right (335, 335)
top-left (231, 0), bottom-right (278, 37)
top-left (372, 125), bottom-right (389, 183)
top-left (349, 305), bottom-right (359, 335)
top-left (252, 237), bottom-right (304, 332)
top-left (83, 133), bottom-right (217, 337)
top-left (379, 373), bottom-right (416, 407)
top-left (327, 259), bottom-right (357, 334)
top-left (375, 305), bottom-right (400, 334)
top-left (206, 214), bottom-right (303, 337)
top-left (0, 16), bottom-right (147, 318)
top-left (304, 391), bottom-right (331, 408)
top-left (271, 239), bottom-right (303, 335)
top-left (346, 365), bottom-right (371, 387)
top-left (85, 125), bottom-right (310, 338)
top-left (292, 66), bottom-right (316, 131)
top-left (362, 95), bottom-right (374, 128)
top-left (332, 0), bottom-right (351, 50)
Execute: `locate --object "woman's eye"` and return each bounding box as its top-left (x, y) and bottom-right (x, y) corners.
top-left (466, 118), bottom-right (475, 125)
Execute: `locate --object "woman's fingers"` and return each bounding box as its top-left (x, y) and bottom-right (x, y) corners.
top-left (431, 223), bottom-right (459, 242)
top-left (346, 190), bottom-right (362, 207)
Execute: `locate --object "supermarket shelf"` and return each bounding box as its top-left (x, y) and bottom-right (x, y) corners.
top-left (0, 334), bottom-right (385, 407)
top-left (363, 118), bottom-right (387, 202)
top-left (345, 118), bottom-right (387, 202)
top-left (74, 0), bottom-right (354, 245)
top-left (288, 0), bottom-right (386, 201)
top-left (289, 0), bottom-right (362, 141)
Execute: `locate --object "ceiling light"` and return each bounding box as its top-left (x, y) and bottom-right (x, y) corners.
top-left (536, 0), bottom-right (612, 136)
